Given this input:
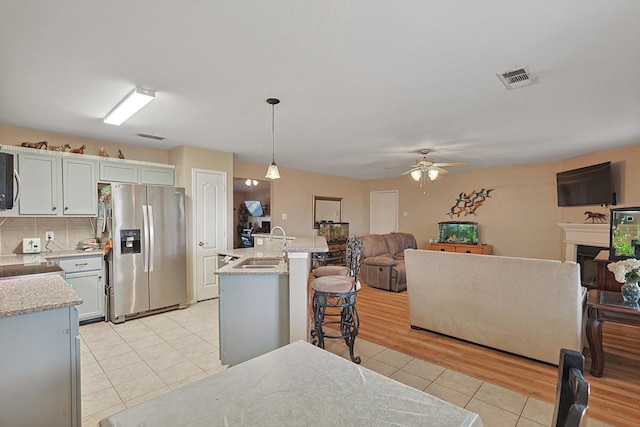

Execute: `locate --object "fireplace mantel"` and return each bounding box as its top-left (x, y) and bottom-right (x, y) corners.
top-left (558, 223), bottom-right (610, 261)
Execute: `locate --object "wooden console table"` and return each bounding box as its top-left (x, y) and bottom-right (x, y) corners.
top-left (430, 242), bottom-right (493, 255)
top-left (586, 290), bottom-right (640, 377)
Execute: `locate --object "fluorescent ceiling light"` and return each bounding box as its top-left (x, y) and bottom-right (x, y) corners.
top-left (104, 87), bottom-right (155, 125)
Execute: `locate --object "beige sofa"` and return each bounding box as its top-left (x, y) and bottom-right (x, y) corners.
top-left (359, 233), bottom-right (417, 292)
top-left (405, 250), bottom-right (586, 365)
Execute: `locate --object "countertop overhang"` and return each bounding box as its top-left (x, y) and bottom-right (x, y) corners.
top-left (0, 274), bottom-right (82, 318)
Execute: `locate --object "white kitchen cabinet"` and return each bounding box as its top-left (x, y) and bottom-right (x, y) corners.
top-left (0, 306), bottom-right (81, 427)
top-left (17, 153), bottom-right (97, 216)
top-left (55, 255), bottom-right (105, 322)
top-left (99, 161), bottom-right (139, 183)
top-left (99, 161), bottom-right (175, 185)
top-left (140, 164), bottom-right (175, 185)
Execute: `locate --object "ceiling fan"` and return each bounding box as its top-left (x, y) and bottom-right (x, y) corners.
top-left (401, 149), bottom-right (467, 187)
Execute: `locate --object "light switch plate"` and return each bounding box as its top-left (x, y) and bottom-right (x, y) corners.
top-left (22, 238), bottom-right (41, 254)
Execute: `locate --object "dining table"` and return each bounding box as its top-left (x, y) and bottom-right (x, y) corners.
top-left (99, 340), bottom-right (483, 426)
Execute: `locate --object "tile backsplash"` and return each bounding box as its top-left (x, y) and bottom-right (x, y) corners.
top-left (0, 217), bottom-right (97, 255)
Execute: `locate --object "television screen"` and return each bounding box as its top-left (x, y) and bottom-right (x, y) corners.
top-left (244, 200), bottom-right (264, 217)
top-left (556, 161), bottom-right (615, 207)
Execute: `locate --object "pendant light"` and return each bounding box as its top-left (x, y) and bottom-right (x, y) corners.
top-left (265, 98), bottom-right (281, 179)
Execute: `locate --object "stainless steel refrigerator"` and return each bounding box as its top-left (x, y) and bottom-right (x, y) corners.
top-left (107, 183), bottom-right (187, 323)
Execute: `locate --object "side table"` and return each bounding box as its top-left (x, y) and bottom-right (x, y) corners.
top-left (586, 290), bottom-right (640, 377)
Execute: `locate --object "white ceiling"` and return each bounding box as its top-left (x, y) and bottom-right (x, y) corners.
top-left (1, 1), bottom-right (639, 180)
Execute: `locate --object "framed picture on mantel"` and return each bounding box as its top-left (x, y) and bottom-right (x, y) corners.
top-left (609, 207), bottom-right (640, 261)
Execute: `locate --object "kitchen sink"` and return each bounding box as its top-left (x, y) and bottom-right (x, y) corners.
top-left (232, 257), bottom-right (283, 269)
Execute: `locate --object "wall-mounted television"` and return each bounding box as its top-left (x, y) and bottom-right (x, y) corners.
top-left (244, 200), bottom-right (264, 217)
top-left (556, 161), bottom-right (616, 207)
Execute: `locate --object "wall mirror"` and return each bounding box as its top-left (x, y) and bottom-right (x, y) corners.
top-left (313, 196), bottom-right (342, 228)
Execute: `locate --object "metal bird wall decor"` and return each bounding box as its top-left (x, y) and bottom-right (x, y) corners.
top-left (447, 188), bottom-right (494, 218)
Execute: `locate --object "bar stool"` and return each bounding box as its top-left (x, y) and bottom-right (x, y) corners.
top-left (310, 236), bottom-right (363, 363)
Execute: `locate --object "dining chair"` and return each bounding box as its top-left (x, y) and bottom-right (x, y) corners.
top-left (552, 348), bottom-right (590, 427)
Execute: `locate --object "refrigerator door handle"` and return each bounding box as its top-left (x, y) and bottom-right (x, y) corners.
top-left (148, 204), bottom-right (155, 272)
top-left (142, 204), bottom-right (149, 273)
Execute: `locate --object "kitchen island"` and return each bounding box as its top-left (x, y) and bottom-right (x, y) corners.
top-left (99, 340), bottom-right (483, 426)
top-left (215, 235), bottom-right (327, 364)
top-left (0, 274), bottom-right (82, 427)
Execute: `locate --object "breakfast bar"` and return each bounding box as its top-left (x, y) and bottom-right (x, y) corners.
top-left (99, 340), bottom-right (483, 426)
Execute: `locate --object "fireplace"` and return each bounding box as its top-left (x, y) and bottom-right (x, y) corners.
top-left (576, 244), bottom-right (607, 289)
top-left (559, 223), bottom-right (612, 290)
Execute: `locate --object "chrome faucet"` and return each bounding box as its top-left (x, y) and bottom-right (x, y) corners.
top-left (269, 226), bottom-right (286, 245)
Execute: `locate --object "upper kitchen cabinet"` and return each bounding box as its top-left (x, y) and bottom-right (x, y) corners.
top-left (18, 153), bottom-right (97, 216)
top-left (99, 160), bottom-right (174, 185)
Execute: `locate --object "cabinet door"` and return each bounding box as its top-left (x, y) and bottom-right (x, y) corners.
top-left (0, 307), bottom-right (77, 427)
top-left (140, 165), bottom-right (175, 185)
top-left (18, 154), bottom-right (59, 215)
top-left (62, 158), bottom-right (97, 215)
top-left (99, 161), bottom-right (138, 183)
top-left (66, 271), bottom-right (104, 321)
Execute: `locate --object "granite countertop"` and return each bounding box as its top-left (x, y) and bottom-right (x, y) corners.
top-left (0, 250), bottom-right (104, 266)
top-left (0, 274), bottom-right (82, 319)
top-left (99, 340), bottom-right (483, 427)
top-left (215, 235), bottom-right (328, 276)
top-left (44, 249), bottom-right (105, 259)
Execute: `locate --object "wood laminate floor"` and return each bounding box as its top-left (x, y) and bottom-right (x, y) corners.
top-left (349, 283), bottom-right (640, 427)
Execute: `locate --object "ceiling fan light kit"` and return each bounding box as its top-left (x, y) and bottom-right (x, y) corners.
top-left (403, 149), bottom-right (467, 191)
top-left (265, 98), bottom-right (281, 180)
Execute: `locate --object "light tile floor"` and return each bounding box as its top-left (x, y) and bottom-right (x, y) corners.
top-left (80, 299), bottom-right (612, 427)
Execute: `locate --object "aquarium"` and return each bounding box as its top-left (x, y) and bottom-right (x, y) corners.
top-left (609, 207), bottom-right (640, 260)
top-left (438, 221), bottom-right (479, 245)
top-left (319, 222), bottom-right (349, 243)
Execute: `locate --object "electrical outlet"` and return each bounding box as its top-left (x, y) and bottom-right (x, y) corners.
top-left (46, 231), bottom-right (54, 241)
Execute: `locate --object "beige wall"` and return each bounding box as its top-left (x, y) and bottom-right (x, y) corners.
top-left (366, 143), bottom-right (640, 260)
top-left (233, 161), bottom-right (369, 238)
top-left (0, 124), bottom-right (169, 164)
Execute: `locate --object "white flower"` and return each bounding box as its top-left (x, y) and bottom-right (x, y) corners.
top-left (607, 258), bottom-right (640, 284)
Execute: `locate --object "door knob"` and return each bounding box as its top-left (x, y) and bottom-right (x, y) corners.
top-left (198, 241), bottom-right (208, 247)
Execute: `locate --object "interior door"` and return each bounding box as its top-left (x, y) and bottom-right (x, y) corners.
top-left (194, 169), bottom-right (227, 301)
top-left (370, 190), bottom-right (398, 234)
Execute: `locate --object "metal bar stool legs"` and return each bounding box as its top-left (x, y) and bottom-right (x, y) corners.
top-left (310, 290), bottom-right (361, 364)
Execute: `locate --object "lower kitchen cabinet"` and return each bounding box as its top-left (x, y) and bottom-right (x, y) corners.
top-left (0, 306), bottom-right (81, 427)
top-left (54, 255), bottom-right (105, 322)
top-left (219, 274), bottom-right (289, 366)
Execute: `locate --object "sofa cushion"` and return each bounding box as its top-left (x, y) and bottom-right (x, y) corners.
top-left (362, 255), bottom-right (396, 266)
top-left (360, 234), bottom-right (391, 258)
top-left (384, 232), bottom-right (417, 260)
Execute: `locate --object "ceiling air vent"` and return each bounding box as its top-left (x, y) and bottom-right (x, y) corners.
top-left (497, 66), bottom-right (536, 90)
top-left (136, 133), bottom-right (166, 141)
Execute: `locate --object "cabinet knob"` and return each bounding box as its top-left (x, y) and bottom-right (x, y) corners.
top-left (65, 207), bottom-right (69, 211)
top-left (52, 206), bottom-right (57, 211)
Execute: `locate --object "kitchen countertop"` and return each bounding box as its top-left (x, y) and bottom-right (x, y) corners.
top-left (0, 274), bottom-right (82, 318)
top-left (99, 340), bottom-right (483, 427)
top-left (215, 235), bottom-right (328, 276)
top-left (0, 250), bottom-right (104, 265)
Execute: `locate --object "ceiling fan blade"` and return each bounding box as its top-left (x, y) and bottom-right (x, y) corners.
top-left (434, 167), bottom-right (449, 174)
top-left (433, 162), bottom-right (468, 167)
top-left (400, 167), bottom-right (420, 176)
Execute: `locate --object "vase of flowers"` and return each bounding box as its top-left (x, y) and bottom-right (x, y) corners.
top-left (608, 258), bottom-right (640, 303)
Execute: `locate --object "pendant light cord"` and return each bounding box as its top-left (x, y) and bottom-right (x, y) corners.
top-left (271, 103), bottom-right (276, 163)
